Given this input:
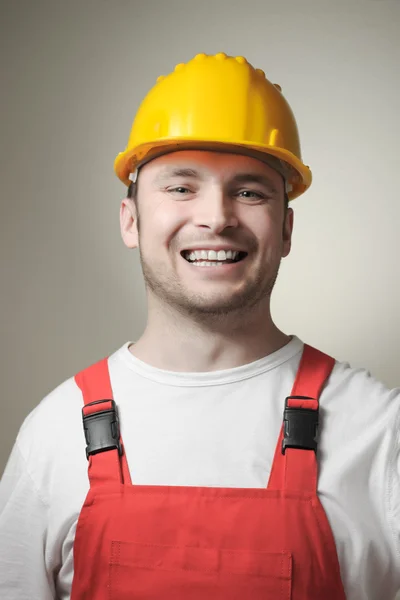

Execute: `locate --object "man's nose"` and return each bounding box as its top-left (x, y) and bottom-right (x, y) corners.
top-left (192, 187), bottom-right (239, 234)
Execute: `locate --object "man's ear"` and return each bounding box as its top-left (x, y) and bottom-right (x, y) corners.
top-left (120, 198), bottom-right (139, 249)
top-left (282, 207), bottom-right (294, 258)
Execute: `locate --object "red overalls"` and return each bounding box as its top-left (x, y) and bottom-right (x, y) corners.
top-left (70, 345), bottom-right (346, 599)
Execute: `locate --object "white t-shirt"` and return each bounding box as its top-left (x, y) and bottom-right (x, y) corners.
top-left (0, 336), bottom-right (399, 600)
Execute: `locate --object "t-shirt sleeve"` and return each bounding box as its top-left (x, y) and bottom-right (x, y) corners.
top-left (0, 441), bottom-right (56, 600)
top-left (389, 406), bottom-right (400, 561)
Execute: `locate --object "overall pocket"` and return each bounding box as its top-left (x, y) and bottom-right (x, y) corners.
top-left (109, 540), bottom-right (292, 599)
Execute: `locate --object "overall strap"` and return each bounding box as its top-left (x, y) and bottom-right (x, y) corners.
top-left (267, 345), bottom-right (335, 493)
top-left (75, 358), bottom-right (132, 488)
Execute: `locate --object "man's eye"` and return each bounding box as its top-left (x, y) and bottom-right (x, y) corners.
top-left (168, 186), bottom-right (192, 194)
top-left (237, 190), bottom-right (265, 200)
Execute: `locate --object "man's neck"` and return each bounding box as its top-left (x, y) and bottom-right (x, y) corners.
top-left (129, 304), bottom-right (291, 372)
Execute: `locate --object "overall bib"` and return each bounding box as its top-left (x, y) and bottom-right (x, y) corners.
top-left (70, 344), bottom-right (346, 599)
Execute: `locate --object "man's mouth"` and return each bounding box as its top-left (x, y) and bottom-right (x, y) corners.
top-left (181, 249), bottom-right (248, 267)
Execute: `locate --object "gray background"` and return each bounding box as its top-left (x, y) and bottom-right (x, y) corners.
top-left (1, 0), bottom-right (399, 474)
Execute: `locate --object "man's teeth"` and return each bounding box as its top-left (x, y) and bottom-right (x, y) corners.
top-left (185, 249), bottom-right (239, 262)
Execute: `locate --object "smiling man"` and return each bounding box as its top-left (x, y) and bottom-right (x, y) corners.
top-left (121, 151), bottom-right (293, 371)
top-left (1, 53), bottom-right (400, 600)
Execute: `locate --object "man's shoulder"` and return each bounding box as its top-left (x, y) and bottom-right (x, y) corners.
top-left (16, 345), bottom-right (130, 471)
top-left (4, 371), bottom-right (93, 541)
top-left (18, 344), bottom-right (129, 447)
top-left (321, 355), bottom-right (399, 446)
top-left (15, 373), bottom-right (87, 489)
top-left (329, 356), bottom-right (399, 401)
top-left (20, 375), bottom-right (83, 442)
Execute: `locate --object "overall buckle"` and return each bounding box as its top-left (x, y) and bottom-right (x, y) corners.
top-left (282, 396), bottom-right (319, 454)
top-left (82, 399), bottom-right (122, 459)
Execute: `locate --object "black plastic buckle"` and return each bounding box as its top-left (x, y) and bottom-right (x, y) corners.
top-left (82, 399), bottom-right (122, 459)
top-left (282, 396), bottom-right (319, 454)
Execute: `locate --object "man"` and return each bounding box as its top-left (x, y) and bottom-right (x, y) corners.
top-left (0, 52), bottom-right (399, 600)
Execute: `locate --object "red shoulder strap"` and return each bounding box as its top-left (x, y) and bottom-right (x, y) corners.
top-left (75, 358), bottom-right (132, 488)
top-left (267, 344), bottom-right (335, 493)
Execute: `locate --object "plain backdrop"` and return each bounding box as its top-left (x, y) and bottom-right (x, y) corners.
top-left (1, 0), bottom-right (399, 474)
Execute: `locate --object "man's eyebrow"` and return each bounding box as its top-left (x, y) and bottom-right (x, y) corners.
top-left (154, 167), bottom-right (203, 182)
top-left (229, 173), bottom-right (280, 194)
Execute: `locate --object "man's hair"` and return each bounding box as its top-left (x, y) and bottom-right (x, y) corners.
top-left (126, 181), bottom-right (289, 211)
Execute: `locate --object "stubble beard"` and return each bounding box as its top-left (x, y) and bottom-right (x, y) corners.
top-left (139, 249), bottom-right (281, 325)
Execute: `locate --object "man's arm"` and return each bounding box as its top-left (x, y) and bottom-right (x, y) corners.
top-left (0, 441), bottom-right (56, 599)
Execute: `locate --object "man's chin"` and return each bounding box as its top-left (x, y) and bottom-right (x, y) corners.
top-left (174, 294), bottom-right (260, 318)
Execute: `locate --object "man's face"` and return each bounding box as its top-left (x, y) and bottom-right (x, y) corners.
top-left (121, 150), bottom-right (293, 320)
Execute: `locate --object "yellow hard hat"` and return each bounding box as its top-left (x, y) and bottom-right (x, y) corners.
top-left (114, 52), bottom-right (312, 200)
